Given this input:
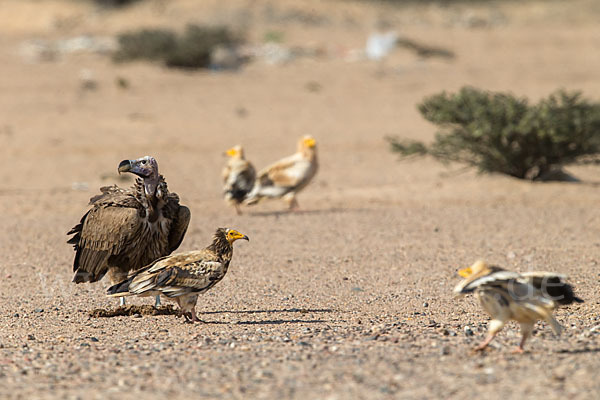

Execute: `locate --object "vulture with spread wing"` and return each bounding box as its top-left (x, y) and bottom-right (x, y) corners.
top-left (244, 135), bottom-right (318, 210)
top-left (454, 260), bottom-right (583, 353)
top-left (107, 228), bottom-right (248, 322)
top-left (68, 156), bottom-right (190, 306)
top-left (222, 145), bottom-right (256, 215)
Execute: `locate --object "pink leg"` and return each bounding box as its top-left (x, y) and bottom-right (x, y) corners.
top-left (288, 197), bottom-right (299, 211)
top-left (475, 333), bottom-right (497, 351)
top-left (190, 308), bottom-right (202, 323)
top-left (512, 324), bottom-right (532, 354)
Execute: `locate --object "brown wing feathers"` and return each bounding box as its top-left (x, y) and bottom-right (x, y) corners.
top-left (68, 157), bottom-right (190, 287)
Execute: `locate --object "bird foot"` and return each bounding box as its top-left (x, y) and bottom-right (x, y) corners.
top-left (511, 346), bottom-right (525, 354)
top-left (182, 312), bottom-right (204, 324)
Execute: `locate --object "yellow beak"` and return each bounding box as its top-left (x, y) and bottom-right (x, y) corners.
top-left (225, 148), bottom-right (238, 157)
top-left (304, 138), bottom-right (316, 148)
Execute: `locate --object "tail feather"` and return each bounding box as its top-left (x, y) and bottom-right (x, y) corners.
top-left (72, 268), bottom-right (105, 283)
top-left (106, 277), bottom-right (134, 297)
top-left (243, 188), bottom-right (261, 205)
top-left (522, 301), bottom-right (563, 335)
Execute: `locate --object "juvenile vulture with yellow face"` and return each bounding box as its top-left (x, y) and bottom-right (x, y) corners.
top-left (454, 260), bottom-right (583, 353)
top-left (107, 228), bottom-right (249, 322)
top-left (67, 156), bottom-right (190, 307)
top-left (244, 135), bottom-right (318, 210)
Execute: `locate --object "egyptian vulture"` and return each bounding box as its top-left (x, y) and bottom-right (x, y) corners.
top-left (222, 145), bottom-right (256, 215)
top-left (67, 156), bottom-right (190, 307)
top-left (107, 228), bottom-right (249, 323)
top-left (244, 135), bottom-right (318, 210)
top-left (454, 260), bottom-right (583, 353)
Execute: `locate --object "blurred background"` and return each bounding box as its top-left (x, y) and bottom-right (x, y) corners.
top-left (2, 0), bottom-right (600, 210)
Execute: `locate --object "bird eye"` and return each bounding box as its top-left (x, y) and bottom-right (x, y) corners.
top-left (141, 160), bottom-right (147, 165)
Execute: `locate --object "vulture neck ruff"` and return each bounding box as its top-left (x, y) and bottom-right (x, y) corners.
top-left (207, 231), bottom-right (234, 260)
top-left (135, 176), bottom-right (169, 223)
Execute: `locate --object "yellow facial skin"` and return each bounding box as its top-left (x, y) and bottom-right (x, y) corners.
top-left (458, 266), bottom-right (473, 278)
top-left (225, 148), bottom-right (239, 157)
top-left (303, 137), bottom-right (316, 148)
top-left (226, 229), bottom-right (249, 242)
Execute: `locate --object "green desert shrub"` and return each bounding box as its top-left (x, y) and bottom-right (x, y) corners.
top-left (165, 25), bottom-right (239, 69)
top-left (112, 25), bottom-right (241, 69)
top-left (388, 87), bottom-right (600, 180)
top-left (113, 29), bottom-right (177, 62)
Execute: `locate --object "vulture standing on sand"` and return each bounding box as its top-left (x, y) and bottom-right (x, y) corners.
top-left (107, 228), bottom-right (249, 323)
top-left (453, 260), bottom-right (583, 353)
top-left (222, 145), bottom-right (256, 215)
top-left (244, 135), bottom-right (318, 210)
top-left (68, 156), bottom-right (191, 307)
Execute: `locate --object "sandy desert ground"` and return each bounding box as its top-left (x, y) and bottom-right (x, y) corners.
top-left (1, 0), bottom-right (600, 399)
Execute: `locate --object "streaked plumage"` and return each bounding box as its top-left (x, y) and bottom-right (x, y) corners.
top-left (107, 228), bottom-right (249, 323)
top-left (222, 145), bottom-right (256, 215)
top-left (454, 260), bottom-right (583, 353)
top-left (68, 156), bottom-right (190, 306)
top-left (244, 135), bottom-right (318, 210)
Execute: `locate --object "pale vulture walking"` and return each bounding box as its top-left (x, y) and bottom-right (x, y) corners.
top-left (244, 136), bottom-right (318, 210)
top-left (454, 260), bottom-right (583, 353)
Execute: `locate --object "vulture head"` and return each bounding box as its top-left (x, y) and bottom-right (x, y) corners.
top-left (224, 228), bottom-right (249, 243)
top-left (224, 145), bottom-right (245, 160)
top-left (298, 135), bottom-right (317, 157)
top-left (118, 156), bottom-right (160, 195)
top-left (210, 228), bottom-right (249, 254)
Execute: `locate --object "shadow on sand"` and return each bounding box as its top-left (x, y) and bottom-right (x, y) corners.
top-left (247, 208), bottom-right (371, 217)
top-left (555, 347), bottom-right (600, 355)
top-left (89, 306), bottom-right (333, 325)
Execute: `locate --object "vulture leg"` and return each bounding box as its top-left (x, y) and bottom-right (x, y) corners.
top-left (284, 193), bottom-right (299, 211)
top-left (154, 295), bottom-right (161, 308)
top-left (190, 308), bottom-right (202, 323)
top-left (475, 319), bottom-right (504, 351)
top-left (512, 322), bottom-right (534, 354)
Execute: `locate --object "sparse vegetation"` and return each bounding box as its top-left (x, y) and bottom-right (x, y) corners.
top-left (389, 87), bottom-right (600, 180)
top-left (112, 25), bottom-right (241, 69)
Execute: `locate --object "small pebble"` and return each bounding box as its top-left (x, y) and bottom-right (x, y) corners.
top-left (464, 326), bottom-right (474, 336)
top-left (34, 308), bottom-right (44, 313)
top-left (423, 302), bottom-right (429, 308)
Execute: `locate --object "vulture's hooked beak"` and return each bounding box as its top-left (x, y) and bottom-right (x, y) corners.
top-left (118, 159), bottom-right (132, 174)
top-left (224, 148), bottom-right (237, 157)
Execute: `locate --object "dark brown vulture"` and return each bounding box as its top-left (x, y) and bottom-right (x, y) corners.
top-left (67, 156), bottom-right (191, 306)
